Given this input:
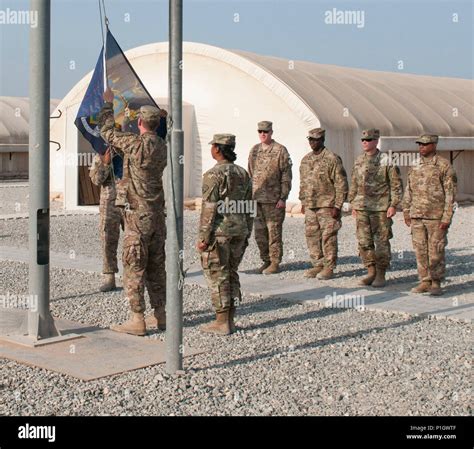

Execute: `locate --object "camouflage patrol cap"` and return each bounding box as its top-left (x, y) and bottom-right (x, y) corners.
top-left (308, 128), bottom-right (325, 139)
top-left (139, 105), bottom-right (161, 123)
top-left (257, 121), bottom-right (273, 132)
top-left (209, 133), bottom-right (236, 146)
top-left (361, 129), bottom-right (380, 140)
top-left (416, 134), bottom-right (439, 144)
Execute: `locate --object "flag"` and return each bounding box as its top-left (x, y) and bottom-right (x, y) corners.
top-left (75, 29), bottom-right (166, 179)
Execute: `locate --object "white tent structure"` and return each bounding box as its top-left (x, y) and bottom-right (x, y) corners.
top-left (50, 42), bottom-right (474, 209)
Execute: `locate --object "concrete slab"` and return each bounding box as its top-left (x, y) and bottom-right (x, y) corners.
top-left (0, 318), bottom-right (202, 381)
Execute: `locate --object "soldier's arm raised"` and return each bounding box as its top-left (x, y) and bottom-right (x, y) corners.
top-left (441, 165), bottom-right (458, 225)
top-left (279, 146), bottom-right (293, 201)
top-left (98, 102), bottom-right (141, 155)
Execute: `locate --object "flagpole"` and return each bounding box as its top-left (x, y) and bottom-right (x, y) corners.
top-left (166, 0), bottom-right (184, 374)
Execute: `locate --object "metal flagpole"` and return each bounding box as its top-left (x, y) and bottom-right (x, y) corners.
top-left (166, 0), bottom-right (184, 374)
top-left (28, 0), bottom-right (59, 339)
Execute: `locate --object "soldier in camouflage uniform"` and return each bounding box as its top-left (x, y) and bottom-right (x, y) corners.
top-left (197, 134), bottom-right (253, 335)
top-left (349, 129), bottom-right (402, 288)
top-left (403, 134), bottom-right (457, 296)
top-left (299, 128), bottom-right (348, 280)
top-left (99, 88), bottom-right (168, 336)
top-left (89, 149), bottom-right (123, 292)
top-left (248, 121), bottom-right (292, 275)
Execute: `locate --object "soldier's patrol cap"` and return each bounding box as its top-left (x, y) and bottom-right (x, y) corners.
top-left (307, 128), bottom-right (325, 139)
top-left (361, 129), bottom-right (380, 140)
top-left (139, 105), bottom-right (161, 122)
top-left (416, 134), bottom-right (438, 144)
top-left (257, 121), bottom-right (273, 132)
top-left (209, 133), bottom-right (236, 146)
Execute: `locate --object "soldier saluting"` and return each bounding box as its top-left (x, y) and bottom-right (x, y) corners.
top-left (403, 134), bottom-right (457, 296)
top-left (349, 129), bottom-right (402, 288)
top-left (299, 128), bottom-right (348, 279)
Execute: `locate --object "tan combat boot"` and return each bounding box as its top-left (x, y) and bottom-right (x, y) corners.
top-left (110, 312), bottom-right (146, 336)
top-left (304, 266), bottom-right (323, 278)
top-left (430, 281), bottom-right (443, 296)
top-left (371, 268), bottom-right (386, 288)
top-left (229, 307), bottom-right (236, 333)
top-left (316, 267), bottom-right (333, 280)
top-left (145, 308), bottom-right (166, 330)
top-left (358, 265), bottom-right (376, 286)
top-left (411, 281), bottom-right (431, 294)
top-left (100, 274), bottom-right (116, 292)
top-left (200, 311), bottom-right (231, 336)
top-left (263, 261), bottom-right (280, 275)
top-left (257, 261), bottom-right (271, 273)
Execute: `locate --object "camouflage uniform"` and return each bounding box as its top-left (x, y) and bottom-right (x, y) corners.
top-left (89, 154), bottom-right (123, 275)
top-left (248, 121), bottom-right (292, 264)
top-left (299, 129), bottom-right (348, 270)
top-left (403, 135), bottom-right (457, 283)
top-left (199, 134), bottom-right (253, 313)
top-left (349, 129), bottom-right (402, 269)
top-left (99, 103), bottom-right (167, 313)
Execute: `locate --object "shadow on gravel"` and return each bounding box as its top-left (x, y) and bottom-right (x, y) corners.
top-left (202, 315), bottom-right (427, 371)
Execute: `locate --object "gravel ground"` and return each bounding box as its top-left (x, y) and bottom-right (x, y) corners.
top-left (0, 261), bottom-right (471, 416)
top-left (0, 186), bottom-right (472, 415)
top-left (0, 184), bottom-right (62, 215)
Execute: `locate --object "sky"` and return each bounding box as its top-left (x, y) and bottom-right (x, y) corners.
top-left (0, 0), bottom-right (472, 100)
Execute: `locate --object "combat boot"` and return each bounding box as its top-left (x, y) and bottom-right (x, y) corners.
top-left (263, 261), bottom-right (280, 275)
top-left (110, 312), bottom-right (146, 336)
top-left (358, 265), bottom-right (376, 286)
top-left (304, 266), bottom-right (323, 278)
top-left (200, 311), bottom-right (231, 336)
top-left (316, 267), bottom-right (333, 280)
top-left (99, 274), bottom-right (116, 292)
top-left (411, 281), bottom-right (431, 294)
top-left (145, 308), bottom-right (166, 330)
top-left (371, 268), bottom-right (386, 288)
top-left (257, 261), bottom-right (271, 273)
top-left (229, 307), bottom-right (236, 333)
top-left (430, 281), bottom-right (443, 296)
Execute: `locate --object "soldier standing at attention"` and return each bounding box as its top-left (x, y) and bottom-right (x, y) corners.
top-left (403, 134), bottom-right (457, 296)
top-left (299, 128), bottom-right (348, 279)
top-left (248, 121), bottom-right (292, 275)
top-left (89, 147), bottom-right (123, 292)
top-left (99, 87), bottom-right (168, 336)
top-left (197, 134), bottom-right (253, 336)
top-left (349, 129), bottom-right (402, 288)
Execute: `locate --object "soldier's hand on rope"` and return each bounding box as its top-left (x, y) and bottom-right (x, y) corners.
top-left (101, 147), bottom-right (112, 165)
top-left (196, 241), bottom-right (208, 252)
top-left (103, 87), bottom-right (114, 103)
top-left (159, 108), bottom-right (168, 118)
top-left (386, 206), bottom-right (396, 218)
top-left (331, 207), bottom-right (340, 219)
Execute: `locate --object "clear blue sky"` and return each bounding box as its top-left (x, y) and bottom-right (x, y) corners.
top-left (0, 0), bottom-right (472, 99)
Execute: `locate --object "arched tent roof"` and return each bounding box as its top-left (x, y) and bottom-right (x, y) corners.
top-left (0, 96), bottom-right (60, 146)
top-left (50, 41), bottom-right (474, 205)
top-left (52, 41), bottom-right (474, 139)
